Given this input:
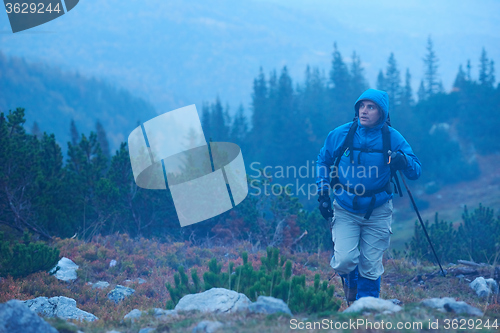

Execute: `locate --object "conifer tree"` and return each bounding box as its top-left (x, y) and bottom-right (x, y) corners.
top-left (95, 119), bottom-right (110, 159)
top-left (376, 70), bottom-right (386, 91)
top-left (349, 51), bottom-right (368, 97)
top-left (201, 102), bottom-right (211, 139)
top-left (70, 119), bottom-right (79, 146)
top-left (417, 80), bottom-right (426, 102)
top-left (479, 48), bottom-right (490, 86)
top-left (329, 43), bottom-right (351, 112)
top-left (466, 60), bottom-right (472, 81)
top-left (453, 65), bottom-right (467, 89)
top-left (488, 60), bottom-right (495, 87)
top-left (423, 36), bottom-right (440, 96)
top-left (210, 97), bottom-right (229, 141)
top-left (31, 121), bottom-right (41, 139)
top-left (401, 68), bottom-right (414, 108)
top-left (230, 104), bottom-right (248, 143)
top-left (385, 53), bottom-right (402, 111)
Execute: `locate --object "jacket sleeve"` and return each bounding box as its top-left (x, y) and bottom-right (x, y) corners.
top-left (316, 123), bottom-right (351, 194)
top-left (391, 129), bottom-right (421, 180)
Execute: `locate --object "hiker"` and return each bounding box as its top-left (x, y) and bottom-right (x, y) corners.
top-left (315, 88), bottom-right (421, 302)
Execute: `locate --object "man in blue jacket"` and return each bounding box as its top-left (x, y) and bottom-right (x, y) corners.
top-left (316, 88), bottom-right (421, 302)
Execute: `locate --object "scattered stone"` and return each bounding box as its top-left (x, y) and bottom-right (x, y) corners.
top-left (444, 302), bottom-right (483, 316)
top-left (124, 278), bottom-right (147, 285)
top-left (89, 281), bottom-right (110, 289)
top-left (175, 288), bottom-right (251, 313)
top-left (192, 320), bottom-right (223, 333)
top-left (152, 308), bottom-right (178, 319)
top-left (50, 257), bottom-right (79, 281)
top-left (421, 297), bottom-right (483, 316)
top-left (343, 297), bottom-right (402, 314)
top-left (470, 277), bottom-right (498, 297)
top-left (486, 278), bottom-right (499, 294)
top-left (0, 300), bottom-right (58, 333)
top-left (247, 296), bottom-right (292, 316)
top-left (123, 309), bottom-right (142, 322)
top-left (388, 299), bottom-right (402, 306)
top-left (109, 259), bottom-right (117, 267)
top-left (22, 296), bottom-right (98, 322)
top-left (107, 285), bottom-right (135, 304)
top-left (138, 328), bottom-right (155, 333)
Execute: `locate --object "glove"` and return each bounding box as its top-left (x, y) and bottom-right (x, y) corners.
top-left (318, 193), bottom-right (333, 220)
top-left (388, 150), bottom-right (407, 171)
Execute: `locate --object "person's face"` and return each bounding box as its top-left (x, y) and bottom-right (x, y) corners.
top-left (358, 101), bottom-right (381, 128)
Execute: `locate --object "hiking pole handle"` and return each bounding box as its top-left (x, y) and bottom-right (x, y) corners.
top-left (398, 170), bottom-right (447, 277)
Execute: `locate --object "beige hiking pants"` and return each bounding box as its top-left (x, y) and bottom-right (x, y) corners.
top-left (329, 200), bottom-right (393, 280)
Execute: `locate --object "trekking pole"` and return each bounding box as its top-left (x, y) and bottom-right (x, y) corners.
top-left (398, 170), bottom-right (447, 277)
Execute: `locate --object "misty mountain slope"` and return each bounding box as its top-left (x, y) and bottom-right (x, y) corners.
top-left (0, 52), bottom-right (157, 151)
top-left (1, 0), bottom-right (498, 113)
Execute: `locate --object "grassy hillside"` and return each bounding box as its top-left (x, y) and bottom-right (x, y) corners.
top-left (0, 235), bottom-right (498, 332)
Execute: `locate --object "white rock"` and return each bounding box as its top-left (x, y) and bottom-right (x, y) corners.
top-left (152, 308), bottom-right (178, 319)
top-left (90, 281), bottom-right (110, 289)
top-left (192, 320), bottom-right (223, 333)
top-left (50, 257), bottom-right (79, 281)
top-left (123, 309), bottom-right (142, 322)
top-left (485, 278), bottom-right (499, 294)
top-left (343, 297), bottom-right (402, 314)
top-left (23, 296), bottom-right (98, 322)
top-left (421, 297), bottom-right (483, 316)
top-left (247, 296), bottom-right (292, 316)
top-left (107, 285), bottom-right (135, 304)
top-left (175, 288), bottom-right (251, 313)
top-left (0, 300), bottom-right (58, 333)
top-left (109, 259), bottom-right (117, 267)
top-left (470, 277), bottom-right (497, 297)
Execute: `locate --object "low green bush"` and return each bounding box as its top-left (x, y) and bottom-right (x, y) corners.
top-left (0, 231), bottom-right (60, 278)
top-left (166, 247), bottom-right (341, 314)
top-left (406, 204), bottom-right (500, 264)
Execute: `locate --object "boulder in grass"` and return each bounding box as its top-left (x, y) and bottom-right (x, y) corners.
top-left (343, 297), bottom-right (402, 314)
top-left (50, 257), bottom-right (78, 282)
top-left (192, 320), bottom-right (223, 333)
top-left (152, 308), bottom-right (178, 319)
top-left (0, 300), bottom-right (58, 333)
top-left (22, 296), bottom-right (98, 322)
top-left (175, 288), bottom-right (251, 313)
top-left (247, 296), bottom-right (292, 316)
top-left (421, 297), bottom-right (483, 316)
top-left (90, 281), bottom-right (110, 289)
top-left (123, 309), bottom-right (142, 322)
top-left (469, 277), bottom-right (498, 297)
top-left (107, 285), bottom-right (135, 304)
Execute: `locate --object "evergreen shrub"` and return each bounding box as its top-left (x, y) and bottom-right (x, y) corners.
top-left (406, 204), bottom-right (500, 264)
top-left (0, 231), bottom-right (60, 278)
top-left (166, 247), bottom-right (341, 314)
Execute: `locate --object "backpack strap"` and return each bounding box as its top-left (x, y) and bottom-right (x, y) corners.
top-left (331, 121), bottom-right (357, 187)
top-left (346, 121), bottom-right (358, 164)
top-left (382, 123), bottom-right (391, 163)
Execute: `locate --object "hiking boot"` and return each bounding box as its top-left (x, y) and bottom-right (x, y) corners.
top-left (343, 283), bottom-right (357, 302)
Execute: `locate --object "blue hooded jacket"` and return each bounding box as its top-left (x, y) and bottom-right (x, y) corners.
top-left (316, 89), bottom-right (421, 214)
